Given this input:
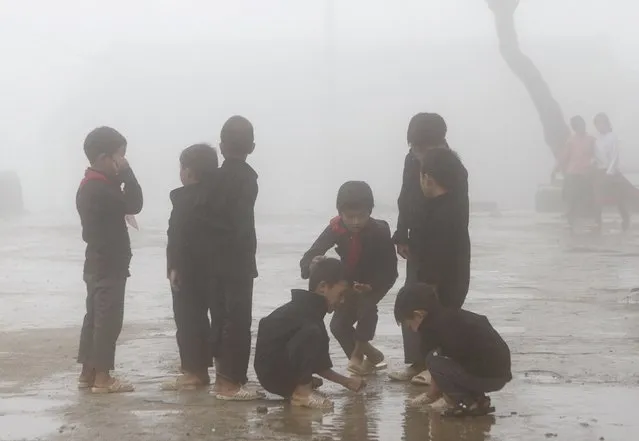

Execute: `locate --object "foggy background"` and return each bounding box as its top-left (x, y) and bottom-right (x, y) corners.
top-left (1, 0), bottom-right (638, 224)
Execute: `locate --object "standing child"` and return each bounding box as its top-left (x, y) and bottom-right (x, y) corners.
top-left (394, 283), bottom-right (511, 417)
top-left (207, 116), bottom-right (261, 401)
top-left (593, 112), bottom-right (631, 231)
top-left (165, 143), bottom-right (219, 390)
top-left (389, 113), bottom-right (469, 384)
top-left (255, 258), bottom-right (366, 409)
top-left (300, 181), bottom-right (398, 375)
top-left (76, 126), bottom-right (143, 393)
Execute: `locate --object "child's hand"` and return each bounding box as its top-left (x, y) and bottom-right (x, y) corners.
top-left (169, 269), bottom-right (180, 291)
top-left (353, 283), bottom-right (372, 294)
top-left (396, 244), bottom-right (411, 260)
top-left (115, 155), bottom-right (130, 172)
top-left (346, 376), bottom-right (366, 393)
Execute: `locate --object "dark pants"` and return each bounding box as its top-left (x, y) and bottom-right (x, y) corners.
top-left (402, 259), bottom-right (422, 365)
top-left (594, 171), bottom-right (630, 228)
top-left (78, 274), bottom-right (127, 371)
top-left (564, 173), bottom-right (595, 226)
top-left (257, 325), bottom-right (325, 398)
top-left (172, 275), bottom-right (212, 373)
top-left (330, 289), bottom-right (387, 358)
top-left (427, 352), bottom-right (509, 405)
top-left (210, 276), bottom-right (254, 385)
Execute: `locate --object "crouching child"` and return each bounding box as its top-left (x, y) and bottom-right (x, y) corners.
top-left (394, 283), bottom-right (511, 417)
top-left (300, 181), bottom-right (398, 375)
top-left (254, 258), bottom-right (366, 409)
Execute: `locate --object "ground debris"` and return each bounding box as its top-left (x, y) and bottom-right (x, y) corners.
top-left (545, 433), bottom-right (558, 438)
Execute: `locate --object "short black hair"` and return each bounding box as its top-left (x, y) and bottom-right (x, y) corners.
top-left (407, 113), bottom-right (447, 148)
top-left (308, 257), bottom-right (348, 292)
top-left (220, 115), bottom-right (254, 156)
top-left (336, 181), bottom-right (374, 214)
top-left (594, 112), bottom-right (612, 129)
top-left (570, 115), bottom-right (586, 131)
top-left (84, 126), bottom-right (127, 164)
top-left (180, 143), bottom-right (219, 180)
top-left (394, 283), bottom-right (440, 323)
top-left (420, 148), bottom-right (466, 192)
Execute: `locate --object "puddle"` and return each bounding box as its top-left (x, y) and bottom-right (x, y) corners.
top-left (522, 370), bottom-right (565, 384)
top-left (0, 414), bottom-right (60, 441)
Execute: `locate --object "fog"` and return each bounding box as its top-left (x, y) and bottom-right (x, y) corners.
top-left (1, 0), bottom-right (638, 221)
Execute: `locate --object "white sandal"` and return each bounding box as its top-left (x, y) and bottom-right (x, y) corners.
top-left (410, 370), bottom-right (432, 386)
top-left (214, 386), bottom-right (264, 401)
top-left (291, 391), bottom-right (334, 410)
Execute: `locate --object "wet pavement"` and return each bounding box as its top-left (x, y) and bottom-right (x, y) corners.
top-left (1, 211), bottom-right (639, 440)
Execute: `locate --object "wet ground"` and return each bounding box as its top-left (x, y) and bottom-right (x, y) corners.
top-left (1, 211), bottom-right (639, 441)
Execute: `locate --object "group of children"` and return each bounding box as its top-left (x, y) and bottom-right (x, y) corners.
top-left (553, 112), bottom-right (632, 231)
top-left (75, 112), bottom-right (512, 416)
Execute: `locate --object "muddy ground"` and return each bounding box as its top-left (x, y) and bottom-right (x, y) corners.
top-left (1, 212), bottom-right (638, 440)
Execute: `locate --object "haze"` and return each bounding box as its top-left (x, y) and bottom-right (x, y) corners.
top-left (1, 0), bottom-right (638, 222)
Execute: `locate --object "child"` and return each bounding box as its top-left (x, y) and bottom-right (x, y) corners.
top-left (164, 143), bottom-right (219, 390)
top-left (255, 258), bottom-right (366, 409)
top-left (76, 126), bottom-right (143, 393)
top-left (394, 283), bottom-right (511, 417)
top-left (300, 181), bottom-right (398, 375)
top-left (552, 115), bottom-right (596, 229)
top-left (390, 113), bottom-right (469, 384)
top-left (206, 116), bottom-right (261, 400)
top-left (593, 112), bottom-right (630, 231)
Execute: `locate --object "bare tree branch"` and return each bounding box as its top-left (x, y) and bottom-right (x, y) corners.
top-left (486, 0), bottom-right (569, 158)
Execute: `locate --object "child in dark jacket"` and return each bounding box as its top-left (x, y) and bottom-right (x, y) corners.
top-left (300, 181), bottom-right (398, 375)
top-left (76, 126), bottom-right (143, 394)
top-left (204, 116), bottom-right (261, 401)
top-left (390, 113), bottom-right (469, 384)
top-left (164, 143), bottom-right (219, 390)
top-left (255, 258), bottom-right (366, 409)
top-left (395, 283), bottom-right (511, 417)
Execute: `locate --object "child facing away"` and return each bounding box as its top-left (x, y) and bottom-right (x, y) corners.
top-left (254, 258), bottom-right (366, 409)
top-left (394, 283), bottom-right (511, 417)
top-left (203, 116), bottom-right (262, 401)
top-left (164, 143), bottom-right (219, 390)
top-left (300, 181), bottom-right (398, 375)
top-left (76, 126), bottom-right (143, 393)
top-left (390, 114), bottom-right (469, 385)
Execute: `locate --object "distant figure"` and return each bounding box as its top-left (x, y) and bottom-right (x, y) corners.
top-left (593, 113), bottom-right (630, 231)
top-left (300, 181), bottom-right (398, 375)
top-left (76, 127), bottom-right (143, 393)
top-left (164, 143), bottom-right (219, 391)
top-left (553, 115), bottom-right (596, 229)
top-left (389, 113), bottom-right (469, 385)
top-left (394, 284), bottom-right (511, 417)
top-left (254, 258), bottom-right (366, 409)
top-left (206, 116), bottom-right (262, 401)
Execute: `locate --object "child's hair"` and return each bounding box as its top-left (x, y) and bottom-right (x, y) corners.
top-left (394, 283), bottom-right (440, 323)
top-left (84, 126), bottom-right (127, 164)
top-left (594, 112), bottom-right (612, 130)
top-left (309, 257), bottom-right (347, 292)
top-left (420, 148), bottom-right (465, 193)
top-left (407, 113), bottom-right (447, 148)
top-left (221, 115), bottom-right (254, 156)
top-left (570, 115), bottom-right (585, 130)
top-left (180, 143), bottom-right (219, 181)
top-left (336, 181), bottom-right (374, 214)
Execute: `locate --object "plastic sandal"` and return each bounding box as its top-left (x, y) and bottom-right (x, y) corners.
top-left (214, 386), bottom-right (264, 401)
top-left (410, 370), bottom-right (432, 386)
top-left (291, 391), bottom-right (334, 410)
top-left (410, 392), bottom-right (437, 407)
top-left (91, 379), bottom-right (135, 394)
top-left (388, 365), bottom-right (422, 382)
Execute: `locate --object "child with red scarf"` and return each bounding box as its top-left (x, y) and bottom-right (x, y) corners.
top-left (300, 181), bottom-right (398, 375)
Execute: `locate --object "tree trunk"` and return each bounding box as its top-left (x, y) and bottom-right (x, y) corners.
top-left (487, 0), bottom-right (569, 159)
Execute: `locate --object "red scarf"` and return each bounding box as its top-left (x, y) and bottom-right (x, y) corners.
top-left (330, 216), bottom-right (362, 274)
top-left (79, 169), bottom-right (110, 188)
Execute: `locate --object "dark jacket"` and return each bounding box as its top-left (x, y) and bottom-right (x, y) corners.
top-left (300, 217), bottom-right (398, 294)
top-left (166, 182), bottom-right (212, 280)
top-left (200, 158), bottom-right (258, 279)
top-left (76, 167), bottom-right (143, 278)
top-left (411, 192), bottom-right (470, 309)
top-left (393, 150), bottom-right (470, 245)
top-left (254, 289), bottom-right (333, 377)
top-left (420, 308), bottom-right (512, 380)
